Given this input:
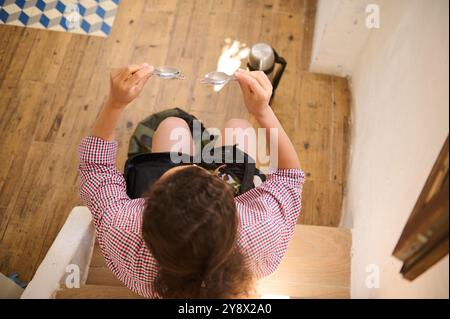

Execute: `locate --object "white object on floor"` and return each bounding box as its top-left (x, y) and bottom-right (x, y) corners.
top-left (21, 206), bottom-right (95, 299)
top-left (0, 272), bottom-right (23, 299)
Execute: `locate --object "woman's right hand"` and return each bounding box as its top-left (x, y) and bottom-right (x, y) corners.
top-left (234, 69), bottom-right (273, 118)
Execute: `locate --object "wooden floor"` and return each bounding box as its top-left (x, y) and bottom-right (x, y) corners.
top-left (0, 0), bottom-right (350, 283)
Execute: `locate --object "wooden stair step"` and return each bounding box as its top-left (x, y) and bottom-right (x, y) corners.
top-left (55, 285), bottom-right (143, 299)
top-left (90, 241), bottom-right (108, 268)
top-left (86, 241), bottom-right (124, 287)
top-left (84, 225), bottom-right (351, 299)
top-left (257, 224), bottom-right (352, 298)
top-left (86, 267), bottom-right (124, 287)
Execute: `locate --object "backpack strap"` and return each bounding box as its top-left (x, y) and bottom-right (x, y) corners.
top-left (236, 145), bottom-right (256, 195)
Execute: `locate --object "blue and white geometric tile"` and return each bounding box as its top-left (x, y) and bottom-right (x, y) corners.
top-left (0, 0), bottom-right (120, 37)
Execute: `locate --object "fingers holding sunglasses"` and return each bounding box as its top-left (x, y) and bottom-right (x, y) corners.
top-left (128, 64), bottom-right (154, 85)
top-left (108, 63), bottom-right (154, 107)
top-left (235, 69), bottom-right (272, 117)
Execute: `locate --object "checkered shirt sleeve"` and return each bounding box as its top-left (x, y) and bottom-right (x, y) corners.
top-left (235, 168), bottom-right (305, 279)
top-left (78, 136), bottom-right (158, 298)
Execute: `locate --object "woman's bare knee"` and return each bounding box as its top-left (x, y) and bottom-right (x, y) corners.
top-left (153, 117), bottom-right (194, 154)
top-left (158, 117), bottom-right (190, 131)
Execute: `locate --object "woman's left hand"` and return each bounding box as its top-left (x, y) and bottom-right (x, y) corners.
top-left (108, 63), bottom-right (154, 108)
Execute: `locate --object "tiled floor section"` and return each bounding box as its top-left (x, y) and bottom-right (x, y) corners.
top-left (0, 0), bottom-right (119, 37)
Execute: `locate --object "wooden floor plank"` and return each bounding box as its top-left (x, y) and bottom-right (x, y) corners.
top-left (0, 27), bottom-right (24, 85)
top-left (0, 81), bottom-right (48, 208)
top-left (300, 0), bottom-right (318, 71)
top-left (2, 31), bottom-right (39, 85)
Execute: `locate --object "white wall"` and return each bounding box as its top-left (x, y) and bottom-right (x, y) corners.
top-left (312, 0), bottom-right (449, 298)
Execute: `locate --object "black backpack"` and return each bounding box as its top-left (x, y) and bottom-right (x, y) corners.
top-left (124, 108), bottom-right (266, 199)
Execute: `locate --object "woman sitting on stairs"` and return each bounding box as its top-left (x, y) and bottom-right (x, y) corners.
top-left (78, 63), bottom-right (304, 298)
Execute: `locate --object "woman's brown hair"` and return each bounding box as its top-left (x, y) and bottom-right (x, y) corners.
top-left (142, 166), bottom-right (253, 298)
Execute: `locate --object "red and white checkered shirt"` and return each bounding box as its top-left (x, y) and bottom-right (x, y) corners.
top-left (79, 136), bottom-right (304, 298)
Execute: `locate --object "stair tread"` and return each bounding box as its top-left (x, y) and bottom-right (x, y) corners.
top-left (86, 241), bottom-right (125, 287)
top-left (55, 284), bottom-right (143, 299)
top-left (90, 241), bottom-right (108, 268)
top-left (86, 267), bottom-right (124, 286)
top-left (84, 225), bottom-right (351, 299)
top-left (257, 224), bottom-right (352, 298)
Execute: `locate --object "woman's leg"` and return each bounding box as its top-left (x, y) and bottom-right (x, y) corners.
top-left (152, 117), bottom-right (195, 155)
top-left (218, 118), bottom-right (258, 162)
